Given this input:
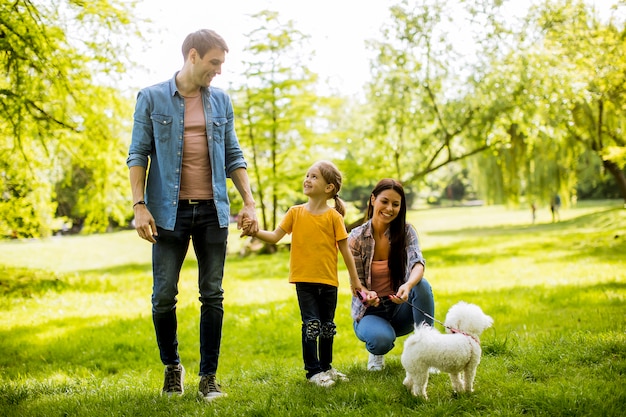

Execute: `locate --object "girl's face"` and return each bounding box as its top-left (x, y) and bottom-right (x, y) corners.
top-left (370, 189), bottom-right (402, 224)
top-left (303, 166), bottom-right (331, 196)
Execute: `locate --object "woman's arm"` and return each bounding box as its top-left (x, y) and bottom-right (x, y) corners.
top-left (392, 225), bottom-right (425, 302)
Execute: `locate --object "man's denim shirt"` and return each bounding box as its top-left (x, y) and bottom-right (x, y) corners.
top-left (126, 74), bottom-right (247, 231)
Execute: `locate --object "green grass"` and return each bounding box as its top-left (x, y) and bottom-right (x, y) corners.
top-left (0, 200), bottom-right (624, 416)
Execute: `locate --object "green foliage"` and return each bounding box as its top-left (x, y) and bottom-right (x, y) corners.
top-left (0, 202), bottom-right (624, 416)
top-left (0, 0), bottom-right (139, 237)
top-left (353, 0), bottom-right (626, 206)
top-left (468, 0), bottom-right (626, 205)
top-left (232, 11), bottom-right (320, 231)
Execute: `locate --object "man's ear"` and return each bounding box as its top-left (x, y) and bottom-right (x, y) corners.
top-left (188, 48), bottom-right (198, 63)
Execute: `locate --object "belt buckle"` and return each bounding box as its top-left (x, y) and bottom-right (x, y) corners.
top-left (187, 199), bottom-right (199, 205)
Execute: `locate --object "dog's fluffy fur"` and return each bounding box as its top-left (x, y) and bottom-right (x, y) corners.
top-left (401, 301), bottom-right (493, 399)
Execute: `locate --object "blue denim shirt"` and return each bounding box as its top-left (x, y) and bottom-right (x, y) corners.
top-left (126, 74), bottom-right (247, 230)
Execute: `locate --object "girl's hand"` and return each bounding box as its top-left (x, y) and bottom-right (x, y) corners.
top-left (239, 218), bottom-right (257, 237)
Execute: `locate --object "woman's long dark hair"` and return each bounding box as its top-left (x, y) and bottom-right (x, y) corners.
top-left (366, 179), bottom-right (407, 292)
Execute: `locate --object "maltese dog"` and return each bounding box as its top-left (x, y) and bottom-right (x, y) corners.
top-left (401, 301), bottom-right (493, 399)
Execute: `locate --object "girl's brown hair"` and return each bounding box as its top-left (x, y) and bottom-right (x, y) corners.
top-left (314, 160), bottom-right (346, 217)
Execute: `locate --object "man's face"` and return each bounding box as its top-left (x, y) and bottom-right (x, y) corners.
top-left (191, 47), bottom-right (225, 87)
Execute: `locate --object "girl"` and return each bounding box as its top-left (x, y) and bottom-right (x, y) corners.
top-left (245, 160), bottom-right (362, 387)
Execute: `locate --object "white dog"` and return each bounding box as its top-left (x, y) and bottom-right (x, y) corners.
top-left (401, 301), bottom-right (493, 399)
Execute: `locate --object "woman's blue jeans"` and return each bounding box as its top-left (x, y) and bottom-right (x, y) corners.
top-left (353, 278), bottom-right (434, 355)
top-left (151, 201), bottom-right (228, 376)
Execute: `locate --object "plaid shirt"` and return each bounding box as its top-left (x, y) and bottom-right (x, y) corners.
top-left (348, 220), bottom-right (426, 321)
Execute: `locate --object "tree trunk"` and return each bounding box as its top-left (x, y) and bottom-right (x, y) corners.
top-left (602, 158), bottom-right (626, 204)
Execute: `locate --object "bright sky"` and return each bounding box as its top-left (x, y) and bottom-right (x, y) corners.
top-left (128, 0), bottom-right (617, 96)
top-left (130, 0), bottom-right (390, 95)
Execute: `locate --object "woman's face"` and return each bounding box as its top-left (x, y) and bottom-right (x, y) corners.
top-left (370, 189), bottom-right (402, 225)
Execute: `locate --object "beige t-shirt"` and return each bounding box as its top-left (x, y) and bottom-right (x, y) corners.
top-left (371, 260), bottom-right (394, 297)
top-left (179, 94), bottom-right (213, 200)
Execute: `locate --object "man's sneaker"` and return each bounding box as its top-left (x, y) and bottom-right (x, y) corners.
top-left (199, 375), bottom-right (227, 401)
top-left (308, 371), bottom-right (335, 387)
top-left (367, 353), bottom-right (385, 371)
top-left (324, 368), bottom-right (349, 382)
top-left (162, 364), bottom-right (185, 396)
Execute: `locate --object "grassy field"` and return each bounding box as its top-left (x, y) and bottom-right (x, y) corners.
top-left (0, 200), bottom-right (624, 416)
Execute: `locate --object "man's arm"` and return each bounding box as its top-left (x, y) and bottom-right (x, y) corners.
top-left (229, 167), bottom-right (258, 236)
top-left (129, 165), bottom-right (157, 243)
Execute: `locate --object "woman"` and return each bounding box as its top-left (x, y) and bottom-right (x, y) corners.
top-left (348, 179), bottom-right (434, 371)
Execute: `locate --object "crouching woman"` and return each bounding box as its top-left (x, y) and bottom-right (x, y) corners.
top-left (348, 179), bottom-right (435, 371)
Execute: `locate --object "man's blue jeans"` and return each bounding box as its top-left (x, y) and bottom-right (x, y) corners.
top-left (151, 200), bottom-right (228, 376)
top-left (353, 278), bottom-right (434, 355)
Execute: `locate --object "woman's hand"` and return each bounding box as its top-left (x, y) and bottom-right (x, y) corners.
top-left (390, 283), bottom-right (411, 304)
top-left (356, 289), bottom-right (380, 307)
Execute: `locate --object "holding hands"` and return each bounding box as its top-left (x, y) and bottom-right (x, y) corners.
top-left (238, 206), bottom-right (258, 238)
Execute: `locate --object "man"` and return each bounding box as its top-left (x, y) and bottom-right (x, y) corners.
top-left (127, 29), bottom-right (258, 400)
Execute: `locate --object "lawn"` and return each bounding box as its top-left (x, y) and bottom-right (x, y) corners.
top-left (0, 200), bottom-right (624, 416)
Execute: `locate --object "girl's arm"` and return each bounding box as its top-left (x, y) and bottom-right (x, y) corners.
top-left (337, 239), bottom-right (378, 304)
top-left (338, 239), bottom-right (365, 295)
top-left (254, 227), bottom-right (287, 245)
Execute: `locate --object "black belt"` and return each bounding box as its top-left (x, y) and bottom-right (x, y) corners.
top-left (179, 199), bottom-right (213, 206)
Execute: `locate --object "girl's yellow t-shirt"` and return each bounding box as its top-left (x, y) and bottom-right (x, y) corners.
top-left (278, 204), bottom-right (348, 287)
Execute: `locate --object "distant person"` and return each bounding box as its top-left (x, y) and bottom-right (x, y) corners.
top-left (243, 160), bottom-right (363, 387)
top-left (348, 179), bottom-right (435, 371)
top-left (127, 29), bottom-right (258, 400)
top-left (550, 194), bottom-right (561, 222)
top-left (531, 201), bottom-right (537, 224)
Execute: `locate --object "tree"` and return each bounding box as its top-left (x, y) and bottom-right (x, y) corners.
top-left (232, 11), bottom-right (334, 234)
top-left (359, 0), bottom-right (517, 198)
top-left (470, 0), bottom-right (626, 206)
top-left (0, 0), bottom-right (139, 237)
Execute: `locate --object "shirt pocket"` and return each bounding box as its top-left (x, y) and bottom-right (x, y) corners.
top-left (211, 116), bottom-right (227, 144)
top-left (151, 114), bottom-right (173, 142)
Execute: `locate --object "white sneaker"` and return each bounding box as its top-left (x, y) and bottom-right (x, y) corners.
top-left (324, 368), bottom-right (349, 382)
top-left (367, 353), bottom-right (385, 371)
top-left (308, 371), bottom-right (335, 387)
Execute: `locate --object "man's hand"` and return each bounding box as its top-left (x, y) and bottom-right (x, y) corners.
top-left (134, 205), bottom-right (157, 243)
top-left (237, 204), bottom-right (258, 237)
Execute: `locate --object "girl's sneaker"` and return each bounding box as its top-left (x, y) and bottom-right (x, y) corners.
top-left (308, 371), bottom-right (335, 387)
top-left (324, 368), bottom-right (349, 382)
